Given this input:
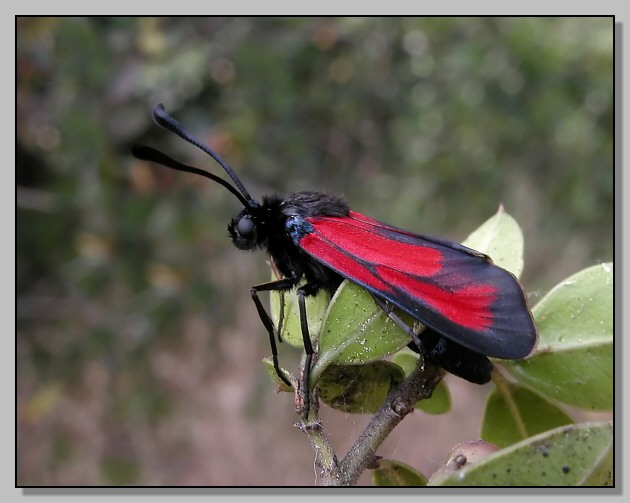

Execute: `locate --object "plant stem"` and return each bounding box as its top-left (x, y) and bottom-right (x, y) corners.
top-left (492, 367), bottom-right (528, 439)
top-left (296, 353), bottom-right (341, 484)
top-left (295, 400), bottom-right (341, 484)
top-left (328, 358), bottom-right (444, 486)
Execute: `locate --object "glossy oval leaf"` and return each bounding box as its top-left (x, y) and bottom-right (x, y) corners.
top-left (393, 351), bottom-right (451, 414)
top-left (269, 275), bottom-right (330, 348)
top-left (317, 361), bottom-right (405, 414)
top-left (481, 383), bottom-right (573, 448)
top-left (261, 357), bottom-right (294, 392)
top-left (372, 459), bottom-right (428, 486)
top-left (429, 421), bottom-right (613, 486)
top-left (462, 206), bottom-right (524, 278)
top-left (502, 263), bottom-right (613, 410)
top-left (312, 280), bottom-right (411, 382)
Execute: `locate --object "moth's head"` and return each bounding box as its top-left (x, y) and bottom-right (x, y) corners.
top-left (132, 104), bottom-right (262, 250)
top-left (228, 208), bottom-right (262, 251)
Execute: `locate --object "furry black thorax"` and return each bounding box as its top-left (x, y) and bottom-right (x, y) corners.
top-left (228, 191), bottom-right (349, 294)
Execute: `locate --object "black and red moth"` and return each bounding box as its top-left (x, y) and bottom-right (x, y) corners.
top-left (133, 104), bottom-right (537, 404)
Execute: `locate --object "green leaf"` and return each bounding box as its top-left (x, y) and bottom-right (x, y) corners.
top-left (503, 263), bottom-right (613, 410)
top-left (415, 379), bottom-right (451, 415)
top-left (261, 357), bottom-right (294, 392)
top-left (372, 459), bottom-right (428, 486)
top-left (391, 350), bottom-right (419, 376)
top-left (393, 352), bottom-right (451, 414)
top-left (429, 421), bottom-right (613, 486)
top-left (311, 280), bottom-right (411, 382)
top-left (269, 275), bottom-right (330, 348)
top-left (462, 205), bottom-right (525, 278)
top-left (481, 383), bottom-right (573, 448)
top-left (317, 361), bottom-right (405, 414)
top-left (580, 443), bottom-right (614, 486)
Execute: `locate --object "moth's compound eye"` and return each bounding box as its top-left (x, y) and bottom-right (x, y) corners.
top-left (237, 215), bottom-right (256, 238)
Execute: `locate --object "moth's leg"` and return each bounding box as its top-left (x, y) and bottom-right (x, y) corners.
top-left (370, 294), bottom-right (492, 384)
top-left (370, 294), bottom-right (426, 351)
top-left (268, 259), bottom-right (286, 343)
top-left (277, 290), bottom-right (286, 343)
top-left (251, 278), bottom-right (296, 387)
top-left (295, 281), bottom-right (321, 418)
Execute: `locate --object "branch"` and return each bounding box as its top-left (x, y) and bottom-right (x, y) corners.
top-left (328, 357), bottom-right (444, 486)
top-left (295, 402), bottom-right (341, 484)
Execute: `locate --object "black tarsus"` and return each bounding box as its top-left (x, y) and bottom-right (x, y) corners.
top-left (370, 293), bottom-right (426, 351)
top-left (249, 277), bottom-right (321, 417)
top-left (249, 279), bottom-right (297, 387)
top-left (295, 282), bottom-right (321, 416)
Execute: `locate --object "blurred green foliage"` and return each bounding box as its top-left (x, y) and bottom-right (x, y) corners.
top-left (17, 17), bottom-right (613, 485)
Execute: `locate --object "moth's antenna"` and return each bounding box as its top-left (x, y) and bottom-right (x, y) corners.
top-left (151, 104), bottom-right (256, 206)
top-left (132, 145), bottom-right (254, 210)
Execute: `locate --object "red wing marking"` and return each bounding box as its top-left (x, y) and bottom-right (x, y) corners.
top-left (296, 211), bottom-right (537, 359)
top-left (375, 266), bottom-right (496, 331)
top-left (301, 214), bottom-right (496, 330)
top-left (300, 233), bottom-right (393, 294)
top-left (306, 215), bottom-right (442, 277)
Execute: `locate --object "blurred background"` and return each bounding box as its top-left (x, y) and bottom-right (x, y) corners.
top-left (17, 17), bottom-right (613, 486)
